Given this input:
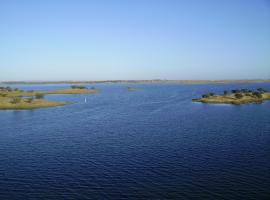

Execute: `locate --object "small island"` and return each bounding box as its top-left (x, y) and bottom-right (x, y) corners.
top-left (0, 85), bottom-right (97, 110)
top-left (46, 85), bottom-right (97, 94)
top-left (193, 88), bottom-right (270, 105)
top-left (127, 87), bottom-right (140, 92)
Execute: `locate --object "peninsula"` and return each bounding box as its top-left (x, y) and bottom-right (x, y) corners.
top-left (193, 88), bottom-right (270, 105)
top-left (0, 85), bottom-right (97, 110)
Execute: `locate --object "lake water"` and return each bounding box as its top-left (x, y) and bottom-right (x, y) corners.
top-left (0, 83), bottom-right (270, 199)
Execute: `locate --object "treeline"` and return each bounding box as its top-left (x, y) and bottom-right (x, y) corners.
top-left (202, 88), bottom-right (268, 99)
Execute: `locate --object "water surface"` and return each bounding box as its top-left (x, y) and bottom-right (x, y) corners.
top-left (0, 83), bottom-right (270, 199)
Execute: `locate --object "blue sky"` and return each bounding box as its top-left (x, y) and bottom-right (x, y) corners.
top-left (0, 0), bottom-right (269, 81)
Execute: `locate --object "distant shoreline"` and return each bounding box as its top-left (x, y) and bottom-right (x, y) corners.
top-left (1, 79), bottom-right (270, 85)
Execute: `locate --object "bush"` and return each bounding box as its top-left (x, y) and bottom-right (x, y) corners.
top-left (71, 85), bottom-right (86, 89)
top-left (241, 89), bottom-right (248, 93)
top-left (35, 93), bottom-right (44, 99)
top-left (232, 89), bottom-right (241, 94)
top-left (25, 97), bottom-right (34, 103)
top-left (224, 90), bottom-right (228, 95)
top-left (235, 93), bottom-right (243, 99)
top-left (252, 92), bottom-right (262, 98)
top-left (10, 97), bottom-right (21, 104)
top-left (257, 88), bottom-right (267, 93)
top-left (202, 94), bottom-right (210, 98)
top-left (209, 92), bottom-right (214, 96)
top-left (6, 87), bottom-right (12, 92)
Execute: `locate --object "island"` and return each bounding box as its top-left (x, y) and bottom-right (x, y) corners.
top-left (127, 87), bottom-right (140, 92)
top-left (192, 88), bottom-right (270, 105)
top-left (46, 85), bottom-right (97, 94)
top-left (0, 85), bottom-right (97, 110)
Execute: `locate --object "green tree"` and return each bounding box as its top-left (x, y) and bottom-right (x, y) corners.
top-left (235, 93), bottom-right (243, 99)
top-left (10, 97), bottom-right (21, 104)
top-left (26, 97), bottom-right (34, 103)
top-left (35, 93), bottom-right (44, 99)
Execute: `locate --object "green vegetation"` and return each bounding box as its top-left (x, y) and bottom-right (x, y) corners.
top-left (127, 87), bottom-right (140, 92)
top-left (0, 86), bottom-right (77, 110)
top-left (35, 93), bottom-right (45, 99)
top-left (71, 85), bottom-right (87, 89)
top-left (193, 88), bottom-right (270, 105)
top-left (46, 88), bottom-right (97, 94)
top-left (0, 86), bottom-right (98, 110)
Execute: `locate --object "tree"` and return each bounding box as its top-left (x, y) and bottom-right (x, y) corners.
top-left (202, 94), bottom-right (210, 98)
top-left (26, 97), bottom-right (34, 103)
top-left (252, 92), bottom-right (262, 98)
top-left (235, 93), bottom-right (243, 99)
top-left (35, 93), bottom-right (44, 99)
top-left (10, 97), bottom-right (21, 104)
top-left (257, 88), bottom-right (267, 93)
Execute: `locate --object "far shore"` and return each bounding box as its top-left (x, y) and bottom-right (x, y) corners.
top-left (1, 79), bottom-right (270, 85)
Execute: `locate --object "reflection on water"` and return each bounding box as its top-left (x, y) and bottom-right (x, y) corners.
top-left (0, 83), bottom-right (270, 199)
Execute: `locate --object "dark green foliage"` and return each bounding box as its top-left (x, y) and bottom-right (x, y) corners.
top-left (202, 94), bottom-right (210, 98)
top-left (6, 87), bottom-right (12, 92)
top-left (71, 85), bottom-right (87, 89)
top-left (257, 88), bottom-right (267, 93)
top-left (209, 93), bottom-right (214, 96)
top-left (224, 90), bottom-right (228, 95)
top-left (241, 89), bottom-right (248, 93)
top-left (10, 97), bottom-right (21, 104)
top-left (0, 93), bottom-right (7, 97)
top-left (231, 89), bottom-right (240, 93)
top-left (235, 93), bottom-right (243, 99)
top-left (252, 92), bottom-right (262, 98)
top-left (35, 93), bottom-right (44, 99)
top-left (25, 97), bottom-right (34, 103)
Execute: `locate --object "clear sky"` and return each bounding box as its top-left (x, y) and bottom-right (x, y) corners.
top-left (0, 0), bottom-right (270, 81)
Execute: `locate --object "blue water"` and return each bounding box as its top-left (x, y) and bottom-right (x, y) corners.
top-left (0, 83), bottom-right (270, 200)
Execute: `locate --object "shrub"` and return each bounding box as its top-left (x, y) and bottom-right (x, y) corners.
top-left (235, 93), bottom-right (243, 99)
top-left (209, 92), bottom-right (214, 96)
top-left (25, 97), bottom-right (34, 103)
top-left (6, 87), bottom-right (12, 92)
top-left (10, 97), bottom-right (21, 104)
top-left (0, 93), bottom-right (7, 97)
top-left (35, 93), bottom-right (44, 99)
top-left (241, 89), bottom-right (248, 93)
top-left (257, 88), bottom-right (267, 93)
top-left (252, 92), bottom-right (262, 98)
top-left (224, 90), bottom-right (228, 95)
top-left (202, 94), bottom-right (210, 98)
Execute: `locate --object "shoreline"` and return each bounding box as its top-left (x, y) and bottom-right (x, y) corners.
top-left (1, 79), bottom-right (270, 85)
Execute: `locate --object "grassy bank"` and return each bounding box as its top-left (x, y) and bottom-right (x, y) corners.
top-left (0, 97), bottom-right (67, 110)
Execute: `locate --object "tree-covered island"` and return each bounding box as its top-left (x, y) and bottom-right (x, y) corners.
top-left (192, 88), bottom-right (270, 105)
